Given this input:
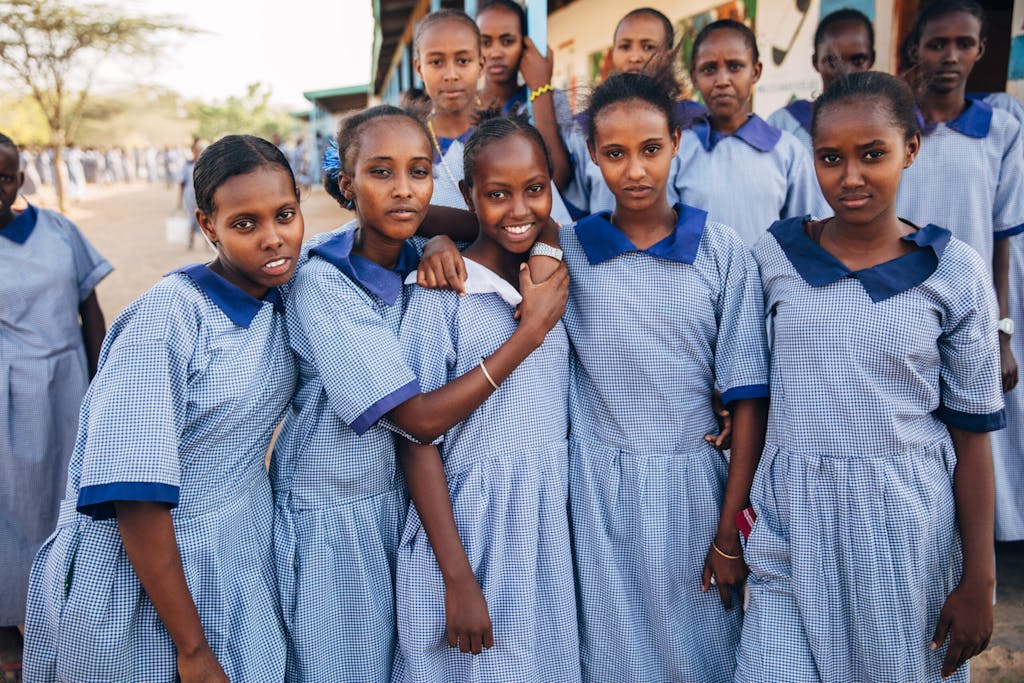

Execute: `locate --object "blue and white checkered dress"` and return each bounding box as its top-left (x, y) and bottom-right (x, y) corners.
top-left (896, 99), bottom-right (1024, 268)
top-left (976, 92), bottom-right (1024, 541)
top-left (561, 205), bottom-right (769, 682)
top-left (0, 206), bottom-right (111, 627)
top-left (271, 222), bottom-right (423, 682)
top-left (766, 100), bottom-right (813, 151)
top-left (673, 115), bottom-right (828, 248)
top-left (391, 265), bottom-right (579, 683)
top-left (23, 265), bottom-right (293, 682)
top-left (432, 128), bottom-right (574, 226)
top-left (735, 218), bottom-right (1006, 683)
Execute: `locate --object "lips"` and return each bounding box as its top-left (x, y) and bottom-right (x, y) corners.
top-left (838, 193), bottom-right (870, 209)
top-left (387, 206), bottom-right (420, 220)
top-left (262, 256), bottom-right (292, 276)
top-left (622, 185), bottom-right (653, 199)
top-left (503, 222), bottom-right (535, 237)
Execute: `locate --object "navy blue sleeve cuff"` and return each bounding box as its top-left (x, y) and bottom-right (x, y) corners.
top-left (722, 384), bottom-right (770, 406)
top-left (350, 380), bottom-right (421, 436)
top-left (994, 223), bottom-right (1024, 240)
top-left (77, 482), bottom-right (180, 520)
top-left (935, 405), bottom-right (1007, 432)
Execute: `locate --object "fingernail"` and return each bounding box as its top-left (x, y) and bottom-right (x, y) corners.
top-left (930, 643), bottom-right (938, 650)
top-left (520, 263), bottom-right (526, 270)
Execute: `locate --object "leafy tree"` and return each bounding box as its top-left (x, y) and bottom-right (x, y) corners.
top-left (0, 0), bottom-right (193, 209)
top-left (192, 83), bottom-right (294, 141)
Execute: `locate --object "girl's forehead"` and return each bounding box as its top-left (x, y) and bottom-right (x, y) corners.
top-left (920, 11), bottom-right (982, 39)
top-left (418, 20), bottom-right (480, 52)
top-left (615, 14), bottom-right (667, 42)
top-left (696, 28), bottom-right (750, 54)
top-left (0, 147), bottom-right (19, 171)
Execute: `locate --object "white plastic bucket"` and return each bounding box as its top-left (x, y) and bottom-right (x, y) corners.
top-left (165, 214), bottom-right (190, 244)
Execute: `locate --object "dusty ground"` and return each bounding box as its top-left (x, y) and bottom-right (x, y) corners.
top-left (3, 183), bottom-right (1023, 680)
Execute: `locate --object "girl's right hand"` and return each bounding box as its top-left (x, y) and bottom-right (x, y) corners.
top-left (177, 645), bottom-right (228, 682)
top-left (516, 261), bottom-right (569, 347)
top-left (444, 576), bottom-right (494, 655)
top-left (931, 578), bottom-right (994, 678)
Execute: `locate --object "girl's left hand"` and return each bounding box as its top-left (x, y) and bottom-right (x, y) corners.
top-left (931, 579), bottom-right (994, 678)
top-left (702, 536), bottom-right (748, 610)
top-left (418, 236), bottom-right (467, 294)
top-left (999, 337), bottom-right (1018, 393)
top-left (519, 37), bottom-right (554, 91)
top-left (704, 388), bottom-right (732, 450)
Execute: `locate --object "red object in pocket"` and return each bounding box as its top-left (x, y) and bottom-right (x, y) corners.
top-left (736, 506), bottom-right (757, 540)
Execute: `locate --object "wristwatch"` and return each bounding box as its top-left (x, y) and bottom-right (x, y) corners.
top-left (998, 317), bottom-right (1014, 336)
top-left (529, 241), bottom-right (564, 261)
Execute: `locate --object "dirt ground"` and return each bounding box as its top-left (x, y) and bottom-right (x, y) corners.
top-left (4, 183), bottom-right (1024, 680)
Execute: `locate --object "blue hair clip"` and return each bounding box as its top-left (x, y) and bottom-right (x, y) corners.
top-left (322, 139), bottom-right (341, 180)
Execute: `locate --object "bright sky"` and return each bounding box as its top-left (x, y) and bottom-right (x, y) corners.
top-left (101, 0), bottom-right (375, 110)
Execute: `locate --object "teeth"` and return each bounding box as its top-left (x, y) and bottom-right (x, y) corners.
top-left (266, 258), bottom-right (286, 268)
top-left (504, 223), bottom-right (532, 235)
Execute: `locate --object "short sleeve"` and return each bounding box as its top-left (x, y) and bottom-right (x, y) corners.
top-left (711, 227), bottom-right (771, 405)
top-left (54, 213), bottom-right (112, 301)
top-left (395, 287), bottom-right (459, 445)
top-left (935, 254), bottom-right (1006, 431)
top-left (782, 138), bottom-right (830, 221)
top-left (77, 335), bottom-right (189, 519)
top-left (289, 260), bottom-right (420, 436)
top-left (992, 116), bottom-right (1024, 239)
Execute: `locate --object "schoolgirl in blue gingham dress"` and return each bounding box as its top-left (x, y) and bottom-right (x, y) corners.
top-left (24, 264), bottom-right (294, 681)
top-left (271, 222), bottom-right (424, 682)
top-left (561, 205), bottom-right (769, 682)
top-left (735, 217), bottom-right (1005, 682)
top-left (392, 261), bottom-right (579, 682)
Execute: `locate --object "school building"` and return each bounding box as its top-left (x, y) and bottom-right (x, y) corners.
top-left (371, 0), bottom-right (1023, 117)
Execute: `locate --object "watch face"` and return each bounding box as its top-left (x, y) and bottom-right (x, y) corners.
top-left (999, 318), bottom-right (1014, 335)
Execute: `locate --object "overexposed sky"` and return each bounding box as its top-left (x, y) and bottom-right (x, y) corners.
top-left (99, 0), bottom-right (374, 110)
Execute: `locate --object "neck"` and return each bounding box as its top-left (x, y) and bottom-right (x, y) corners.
top-left (208, 258), bottom-right (268, 301)
top-left (919, 87), bottom-right (968, 124)
top-left (611, 199), bottom-right (677, 249)
top-left (710, 109), bottom-right (749, 136)
top-left (481, 79), bottom-right (519, 108)
top-left (463, 234), bottom-right (525, 286)
top-left (828, 207), bottom-right (907, 249)
top-left (352, 224), bottom-right (405, 270)
top-left (431, 107), bottom-right (475, 138)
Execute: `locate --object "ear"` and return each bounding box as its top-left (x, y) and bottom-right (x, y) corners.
top-left (670, 127), bottom-right (682, 155)
top-left (197, 209), bottom-right (217, 247)
top-left (867, 50), bottom-right (876, 69)
top-left (587, 141), bottom-right (598, 165)
top-left (751, 60), bottom-right (763, 84)
top-left (414, 56), bottom-right (423, 80)
top-left (976, 37), bottom-right (986, 62)
top-left (338, 172), bottom-right (355, 204)
top-left (458, 179), bottom-right (474, 211)
top-left (904, 131), bottom-right (921, 168)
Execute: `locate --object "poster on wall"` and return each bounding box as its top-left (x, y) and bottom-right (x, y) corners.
top-left (1009, 1), bottom-right (1024, 101)
top-left (753, 0), bottom-right (822, 116)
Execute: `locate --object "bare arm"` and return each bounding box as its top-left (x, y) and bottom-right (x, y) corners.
top-left (702, 397), bottom-right (769, 608)
top-left (992, 239), bottom-right (1017, 392)
top-left (520, 37), bottom-right (571, 190)
top-left (418, 205), bottom-right (479, 242)
top-left (398, 439), bottom-right (493, 654)
top-left (79, 290), bottom-right (106, 379)
top-left (931, 427), bottom-right (996, 678)
top-left (115, 501), bottom-right (227, 682)
top-left (388, 262), bottom-right (568, 442)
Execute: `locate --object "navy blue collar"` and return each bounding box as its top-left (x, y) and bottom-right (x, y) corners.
top-left (784, 99), bottom-right (813, 134)
top-left (574, 202), bottom-right (708, 265)
top-left (692, 114), bottom-right (782, 152)
top-left (433, 127), bottom-right (474, 163)
top-left (502, 86), bottom-right (529, 116)
top-left (171, 263), bottom-right (284, 328)
top-left (309, 227), bottom-right (420, 305)
top-left (770, 216), bottom-right (951, 302)
top-left (916, 99), bottom-right (992, 138)
top-left (0, 204), bottom-right (37, 244)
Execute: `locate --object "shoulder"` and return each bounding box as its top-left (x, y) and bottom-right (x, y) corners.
top-left (772, 129), bottom-right (808, 163)
top-left (104, 275), bottom-right (206, 353)
top-left (698, 218), bottom-right (753, 267)
top-left (34, 208), bottom-right (86, 242)
top-left (937, 234), bottom-right (990, 279)
top-left (299, 220), bottom-right (357, 260)
top-left (988, 106), bottom-right (1023, 145)
top-left (406, 283), bottom-right (460, 315)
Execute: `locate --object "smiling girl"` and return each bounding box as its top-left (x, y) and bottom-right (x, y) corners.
top-left (24, 135), bottom-right (303, 682)
top-left (392, 113), bottom-right (576, 682)
top-left (673, 20), bottom-right (826, 248)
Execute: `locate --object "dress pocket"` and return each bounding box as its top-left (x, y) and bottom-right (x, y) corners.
top-left (6, 358), bottom-right (53, 462)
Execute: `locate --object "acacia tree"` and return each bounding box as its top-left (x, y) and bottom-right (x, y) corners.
top-left (0, 0), bottom-right (192, 210)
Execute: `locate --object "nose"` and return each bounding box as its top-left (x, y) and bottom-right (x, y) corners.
top-left (626, 154), bottom-right (645, 181)
top-left (262, 222), bottom-right (286, 250)
top-left (940, 43), bottom-right (959, 64)
top-left (841, 160), bottom-right (864, 188)
top-left (628, 48), bottom-right (644, 63)
top-left (393, 171), bottom-right (414, 198)
top-left (443, 61), bottom-right (459, 81)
